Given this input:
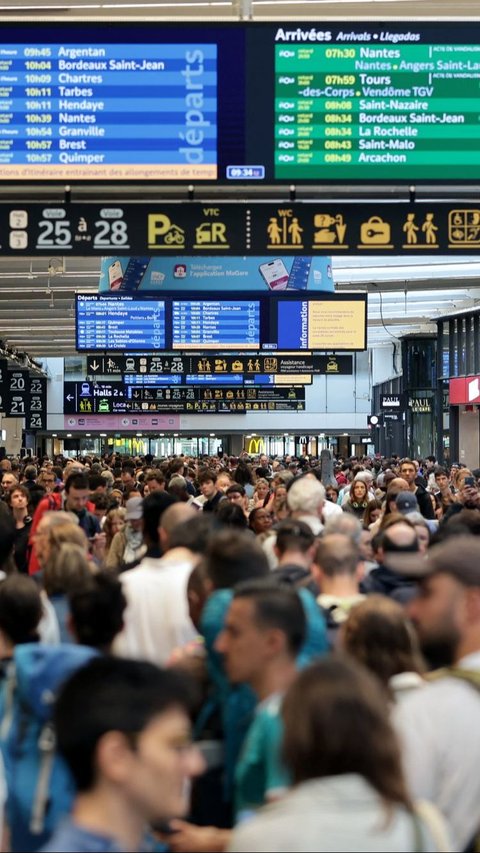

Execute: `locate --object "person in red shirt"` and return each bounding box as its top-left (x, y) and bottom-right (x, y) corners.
top-left (28, 472), bottom-right (99, 575)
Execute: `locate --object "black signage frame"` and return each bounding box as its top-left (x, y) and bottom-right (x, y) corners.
top-left (86, 353), bottom-right (353, 376)
top-left (75, 291), bottom-right (367, 353)
top-left (2, 20), bottom-right (480, 186)
top-left (5, 369), bottom-right (30, 418)
top-left (64, 379), bottom-right (305, 415)
top-left (0, 201), bottom-right (478, 256)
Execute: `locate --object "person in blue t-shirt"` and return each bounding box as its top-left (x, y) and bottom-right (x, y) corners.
top-left (162, 581), bottom-right (306, 853)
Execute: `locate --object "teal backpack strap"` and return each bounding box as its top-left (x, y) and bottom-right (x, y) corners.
top-left (411, 810), bottom-right (424, 853)
top-left (0, 661), bottom-right (16, 741)
top-left (427, 667), bottom-right (480, 692)
top-left (30, 723), bottom-right (57, 836)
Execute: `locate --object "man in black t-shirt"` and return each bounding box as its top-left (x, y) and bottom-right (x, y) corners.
top-left (198, 469), bottom-right (225, 513)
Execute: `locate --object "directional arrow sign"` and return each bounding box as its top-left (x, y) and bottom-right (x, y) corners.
top-left (67, 394), bottom-right (74, 401)
top-left (90, 360), bottom-right (100, 372)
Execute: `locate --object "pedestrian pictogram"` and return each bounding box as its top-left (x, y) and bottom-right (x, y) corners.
top-left (403, 212), bottom-right (439, 248)
top-left (267, 209), bottom-right (304, 249)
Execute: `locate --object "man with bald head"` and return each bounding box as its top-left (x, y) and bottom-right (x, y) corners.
top-left (361, 518), bottom-right (420, 603)
top-left (158, 503), bottom-right (198, 554)
top-left (114, 500), bottom-right (197, 666)
top-left (311, 533), bottom-right (365, 646)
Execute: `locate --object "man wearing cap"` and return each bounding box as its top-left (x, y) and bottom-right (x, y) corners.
top-left (399, 458), bottom-right (435, 520)
top-left (394, 536), bottom-right (480, 852)
top-left (394, 491), bottom-right (438, 536)
top-left (105, 496), bottom-right (146, 571)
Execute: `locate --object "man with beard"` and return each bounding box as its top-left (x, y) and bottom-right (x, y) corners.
top-left (393, 536), bottom-right (480, 852)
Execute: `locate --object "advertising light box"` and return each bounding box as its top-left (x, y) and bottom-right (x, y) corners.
top-left (3, 21), bottom-right (480, 183)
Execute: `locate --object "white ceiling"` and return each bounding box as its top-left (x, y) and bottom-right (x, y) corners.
top-left (0, 254), bottom-right (478, 357)
top-left (1, 2), bottom-right (480, 17)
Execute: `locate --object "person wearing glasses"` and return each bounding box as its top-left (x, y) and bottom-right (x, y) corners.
top-left (37, 469), bottom-right (56, 495)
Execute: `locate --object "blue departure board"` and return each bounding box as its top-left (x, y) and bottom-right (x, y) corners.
top-left (76, 295), bottom-right (165, 351)
top-left (172, 300), bottom-right (260, 350)
top-left (1, 41), bottom-right (217, 180)
top-left (76, 293), bottom-right (366, 352)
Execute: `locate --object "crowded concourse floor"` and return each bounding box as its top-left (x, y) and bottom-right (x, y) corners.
top-left (0, 449), bottom-right (476, 852)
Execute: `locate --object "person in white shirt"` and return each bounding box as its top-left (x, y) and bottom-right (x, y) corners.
top-left (114, 502), bottom-right (199, 666)
top-left (229, 656), bottom-right (449, 853)
top-left (286, 476), bottom-right (326, 536)
top-left (394, 535), bottom-right (480, 851)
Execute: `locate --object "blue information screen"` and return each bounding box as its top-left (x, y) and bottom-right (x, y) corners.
top-left (76, 295), bottom-right (165, 351)
top-left (76, 292), bottom-right (366, 352)
top-left (2, 42), bottom-right (216, 180)
top-left (172, 300), bottom-right (260, 350)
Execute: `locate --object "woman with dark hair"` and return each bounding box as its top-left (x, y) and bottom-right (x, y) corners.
top-left (342, 596), bottom-right (425, 701)
top-left (234, 461), bottom-right (255, 498)
top-left (9, 485), bottom-right (32, 574)
top-left (363, 498), bottom-right (383, 530)
top-left (368, 478), bottom-right (410, 538)
top-left (229, 657), bottom-right (449, 852)
top-left (248, 507), bottom-right (273, 539)
top-left (215, 500), bottom-right (248, 530)
top-left (0, 574), bottom-right (42, 658)
top-left (342, 479), bottom-right (370, 521)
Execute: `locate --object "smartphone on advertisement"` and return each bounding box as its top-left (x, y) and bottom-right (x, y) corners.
top-left (108, 260), bottom-right (124, 291)
top-left (259, 259), bottom-right (290, 291)
top-left (120, 257), bottom-right (151, 292)
top-left (288, 256), bottom-right (312, 290)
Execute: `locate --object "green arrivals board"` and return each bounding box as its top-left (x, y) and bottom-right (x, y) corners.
top-left (275, 40), bottom-right (480, 180)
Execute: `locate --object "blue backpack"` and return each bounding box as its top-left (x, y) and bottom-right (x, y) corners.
top-left (0, 643), bottom-right (98, 852)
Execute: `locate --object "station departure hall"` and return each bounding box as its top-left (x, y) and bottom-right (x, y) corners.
top-left (0, 10), bottom-right (477, 468)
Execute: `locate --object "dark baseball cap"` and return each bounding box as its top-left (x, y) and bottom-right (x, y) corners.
top-left (388, 535), bottom-right (480, 584)
top-left (423, 536), bottom-right (480, 586)
top-left (394, 491), bottom-right (419, 514)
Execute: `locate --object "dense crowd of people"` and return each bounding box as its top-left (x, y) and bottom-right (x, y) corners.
top-left (0, 448), bottom-right (477, 851)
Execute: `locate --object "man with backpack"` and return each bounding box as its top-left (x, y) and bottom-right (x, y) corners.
top-left (311, 534), bottom-right (365, 647)
top-left (28, 473), bottom-right (101, 574)
top-left (41, 658), bottom-right (205, 853)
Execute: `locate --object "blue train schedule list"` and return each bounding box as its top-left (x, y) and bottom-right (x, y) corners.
top-left (76, 296), bottom-right (166, 351)
top-left (172, 300), bottom-right (260, 350)
top-left (0, 43), bottom-right (217, 180)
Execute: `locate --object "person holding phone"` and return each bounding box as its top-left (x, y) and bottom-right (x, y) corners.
top-left (457, 475), bottom-right (480, 510)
